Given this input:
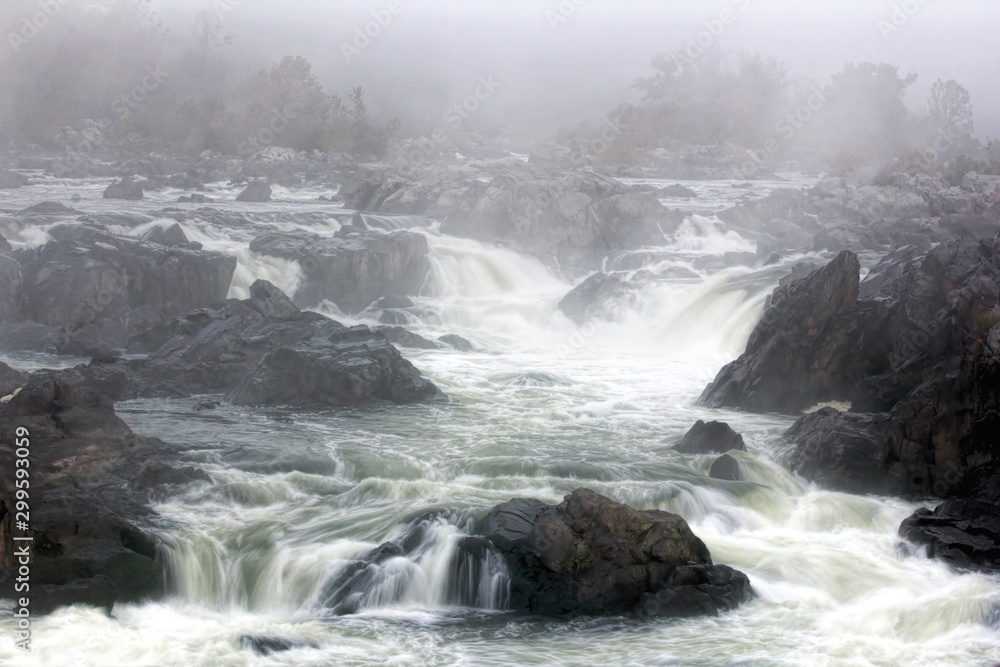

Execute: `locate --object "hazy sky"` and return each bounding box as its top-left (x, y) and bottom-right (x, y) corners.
top-left (154, 0), bottom-right (1000, 138)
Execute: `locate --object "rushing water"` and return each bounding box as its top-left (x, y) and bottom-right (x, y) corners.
top-left (1, 172), bottom-right (999, 666)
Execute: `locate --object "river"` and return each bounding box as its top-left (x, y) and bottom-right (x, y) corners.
top-left (1, 171), bottom-right (998, 666)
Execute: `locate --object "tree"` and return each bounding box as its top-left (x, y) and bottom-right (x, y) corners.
top-left (928, 78), bottom-right (974, 140)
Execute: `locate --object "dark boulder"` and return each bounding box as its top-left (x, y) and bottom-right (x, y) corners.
top-left (103, 178), bottom-right (144, 200)
top-left (0, 169), bottom-right (28, 189)
top-left (140, 223), bottom-right (196, 248)
top-left (0, 234), bottom-right (10, 254)
top-left (375, 295), bottom-right (414, 309)
top-left (0, 372), bottom-right (180, 612)
top-left (177, 194), bottom-right (214, 204)
top-left (558, 273), bottom-right (632, 325)
top-left (709, 455), bottom-right (742, 481)
top-left (15, 201), bottom-right (80, 218)
top-left (249, 227), bottom-right (429, 314)
top-left (236, 182), bottom-right (272, 202)
top-left (482, 489), bottom-right (752, 617)
top-left (675, 420), bottom-right (746, 454)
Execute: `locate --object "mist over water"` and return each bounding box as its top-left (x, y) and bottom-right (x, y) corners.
top-left (2, 1), bottom-right (1000, 665)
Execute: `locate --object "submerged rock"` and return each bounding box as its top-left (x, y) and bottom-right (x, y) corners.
top-left (675, 420), bottom-right (746, 455)
top-left (557, 273), bottom-right (632, 325)
top-left (240, 635), bottom-right (317, 656)
top-left (482, 488), bottom-right (752, 617)
top-left (709, 454), bottom-right (742, 481)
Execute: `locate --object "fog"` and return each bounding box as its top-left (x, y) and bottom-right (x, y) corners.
top-left (150, 0), bottom-right (1000, 137)
top-left (2, 0), bottom-right (999, 170)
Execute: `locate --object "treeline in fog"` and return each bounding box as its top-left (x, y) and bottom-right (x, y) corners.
top-left (2, 0), bottom-right (999, 182)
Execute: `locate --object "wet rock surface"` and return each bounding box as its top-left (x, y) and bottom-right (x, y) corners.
top-left (0, 372), bottom-right (194, 613)
top-left (481, 488), bottom-right (752, 617)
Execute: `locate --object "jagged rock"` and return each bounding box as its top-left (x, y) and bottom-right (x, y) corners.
top-left (751, 240), bottom-right (1000, 497)
top-left (103, 178), bottom-right (143, 200)
top-left (0, 170), bottom-right (28, 189)
top-left (236, 182), bottom-right (272, 202)
top-left (899, 460), bottom-right (1000, 572)
top-left (11, 224), bottom-right (235, 354)
top-left (482, 488), bottom-right (752, 617)
top-left (0, 372), bottom-right (176, 612)
top-left (558, 273), bottom-right (631, 325)
top-left (0, 234), bottom-right (10, 254)
top-left (675, 420), bottom-right (746, 454)
top-left (709, 454), bottom-right (742, 481)
top-left (379, 309), bottom-right (411, 325)
top-left (249, 227), bottom-right (429, 314)
top-left (139, 223), bottom-right (194, 248)
top-left (699, 250), bottom-right (865, 413)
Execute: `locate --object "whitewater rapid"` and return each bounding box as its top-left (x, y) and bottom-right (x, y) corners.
top-left (1, 173), bottom-right (998, 666)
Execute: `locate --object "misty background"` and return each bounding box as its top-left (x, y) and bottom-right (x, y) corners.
top-left (2, 0), bottom-right (998, 176)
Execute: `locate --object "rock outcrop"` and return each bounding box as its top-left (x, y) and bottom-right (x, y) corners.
top-left (703, 240), bottom-right (1000, 503)
top-left (0, 170), bottom-right (28, 189)
top-left (249, 227), bottom-right (429, 313)
top-left (482, 488), bottom-right (752, 617)
top-left (8, 224), bottom-right (235, 354)
top-left (118, 280), bottom-right (442, 407)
